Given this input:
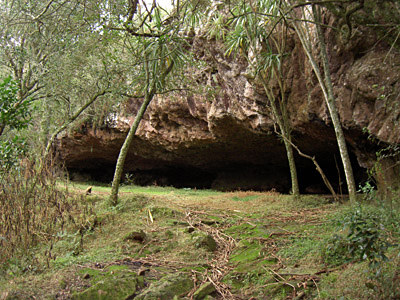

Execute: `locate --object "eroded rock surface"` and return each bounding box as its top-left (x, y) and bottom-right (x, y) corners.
top-left (57, 7), bottom-right (400, 192)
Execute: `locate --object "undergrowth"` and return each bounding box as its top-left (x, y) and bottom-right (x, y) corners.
top-left (1, 182), bottom-right (399, 300)
top-left (0, 158), bottom-right (93, 275)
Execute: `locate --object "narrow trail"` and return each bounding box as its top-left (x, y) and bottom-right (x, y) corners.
top-left (185, 211), bottom-right (239, 299)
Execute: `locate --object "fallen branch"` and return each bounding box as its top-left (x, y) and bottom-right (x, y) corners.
top-left (275, 129), bottom-right (339, 201)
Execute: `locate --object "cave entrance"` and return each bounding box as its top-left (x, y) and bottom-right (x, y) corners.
top-left (67, 154), bottom-right (367, 195)
top-left (127, 167), bottom-right (216, 189)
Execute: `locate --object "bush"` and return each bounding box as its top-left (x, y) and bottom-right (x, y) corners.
top-left (0, 159), bottom-right (90, 274)
top-left (322, 206), bottom-right (391, 268)
top-left (0, 76), bottom-right (32, 134)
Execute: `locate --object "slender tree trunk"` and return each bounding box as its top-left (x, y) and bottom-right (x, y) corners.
top-left (278, 77), bottom-right (300, 198)
top-left (312, 5), bottom-right (357, 203)
top-left (243, 16), bottom-right (300, 198)
top-left (262, 83), bottom-right (300, 197)
top-left (284, 132), bottom-right (300, 197)
top-left (109, 61), bottom-right (174, 206)
top-left (284, 128), bottom-right (300, 197)
top-left (43, 89), bottom-right (109, 160)
top-left (109, 85), bottom-right (156, 206)
top-left (287, 3), bottom-right (357, 203)
top-left (278, 130), bottom-right (339, 201)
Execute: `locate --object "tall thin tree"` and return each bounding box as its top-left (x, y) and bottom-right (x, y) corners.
top-left (225, 0), bottom-right (300, 197)
top-left (109, 0), bottom-right (188, 205)
top-left (284, 2), bottom-right (357, 203)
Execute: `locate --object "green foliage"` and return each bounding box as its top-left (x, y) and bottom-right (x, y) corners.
top-left (206, 10), bottom-right (228, 40)
top-left (358, 180), bottom-right (377, 202)
top-left (322, 233), bottom-right (353, 266)
top-left (225, 23), bottom-right (250, 57)
top-left (0, 76), bottom-right (31, 133)
top-left (224, 0), bottom-right (282, 58)
top-left (0, 76), bottom-right (31, 178)
top-left (181, 0), bottom-right (212, 29)
top-left (322, 206), bottom-right (392, 268)
top-left (0, 135), bottom-right (27, 175)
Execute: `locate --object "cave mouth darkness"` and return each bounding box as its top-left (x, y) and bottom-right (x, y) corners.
top-left (68, 153), bottom-right (367, 195)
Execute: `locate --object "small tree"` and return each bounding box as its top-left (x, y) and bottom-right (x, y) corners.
top-left (0, 76), bottom-right (31, 137)
top-left (283, 2), bottom-right (357, 203)
top-left (0, 76), bottom-right (30, 180)
top-left (109, 0), bottom-right (189, 206)
top-left (224, 0), bottom-right (300, 197)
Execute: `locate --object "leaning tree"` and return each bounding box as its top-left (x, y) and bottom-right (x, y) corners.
top-left (108, 0), bottom-right (194, 205)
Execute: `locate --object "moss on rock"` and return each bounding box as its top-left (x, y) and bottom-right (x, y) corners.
top-left (134, 272), bottom-right (193, 300)
top-left (71, 275), bottom-right (141, 300)
top-left (192, 233), bottom-right (217, 252)
top-left (72, 266), bottom-right (143, 300)
top-left (193, 282), bottom-right (216, 300)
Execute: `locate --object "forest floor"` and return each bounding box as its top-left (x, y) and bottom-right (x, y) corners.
top-left (1, 183), bottom-right (399, 299)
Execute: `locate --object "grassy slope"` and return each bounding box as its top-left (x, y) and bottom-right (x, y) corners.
top-left (1, 183), bottom-right (399, 299)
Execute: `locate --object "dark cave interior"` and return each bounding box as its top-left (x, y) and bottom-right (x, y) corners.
top-left (68, 152), bottom-right (368, 194)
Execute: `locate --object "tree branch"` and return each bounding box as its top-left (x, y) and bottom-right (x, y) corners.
top-left (33, 0), bottom-right (55, 21)
top-left (108, 26), bottom-right (163, 38)
top-left (43, 89), bottom-right (110, 159)
top-left (275, 128), bottom-right (340, 201)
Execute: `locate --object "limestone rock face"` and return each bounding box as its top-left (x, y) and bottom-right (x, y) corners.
top-left (56, 10), bottom-right (400, 192)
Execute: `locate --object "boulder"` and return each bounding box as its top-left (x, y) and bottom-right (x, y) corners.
top-left (134, 272), bottom-right (193, 300)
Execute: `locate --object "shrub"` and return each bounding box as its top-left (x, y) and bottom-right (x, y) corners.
top-left (0, 159), bottom-right (90, 274)
top-left (322, 206), bottom-right (391, 268)
top-left (0, 76), bottom-right (32, 134)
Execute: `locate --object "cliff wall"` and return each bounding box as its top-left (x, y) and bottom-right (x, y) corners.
top-left (57, 5), bottom-right (400, 193)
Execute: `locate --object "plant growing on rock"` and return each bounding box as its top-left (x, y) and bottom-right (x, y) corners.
top-left (223, 0), bottom-right (300, 198)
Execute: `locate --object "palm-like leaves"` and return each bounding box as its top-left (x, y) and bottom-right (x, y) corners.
top-left (221, 0), bottom-right (300, 197)
top-left (225, 24), bottom-right (249, 57)
top-left (224, 0), bottom-right (282, 62)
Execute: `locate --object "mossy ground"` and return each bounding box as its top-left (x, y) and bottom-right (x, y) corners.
top-left (1, 184), bottom-right (399, 299)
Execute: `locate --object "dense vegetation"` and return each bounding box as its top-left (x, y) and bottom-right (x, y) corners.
top-left (1, 0), bottom-right (399, 299)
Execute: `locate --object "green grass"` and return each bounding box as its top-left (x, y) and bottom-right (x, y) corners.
top-left (231, 195), bottom-right (260, 202)
top-left (67, 181), bottom-right (223, 197)
top-left (1, 183), bottom-right (399, 300)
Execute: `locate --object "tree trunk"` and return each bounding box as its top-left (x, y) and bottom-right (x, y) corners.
top-left (285, 132), bottom-right (300, 197)
top-left (109, 61), bottom-right (174, 206)
top-left (279, 80), bottom-right (300, 198)
top-left (312, 5), bottom-right (357, 203)
top-left (244, 17), bottom-right (300, 198)
top-left (286, 3), bottom-right (357, 203)
top-left (278, 130), bottom-right (339, 201)
top-left (109, 85), bottom-right (156, 206)
top-left (262, 82), bottom-right (300, 198)
top-left (42, 89), bottom-right (109, 160)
